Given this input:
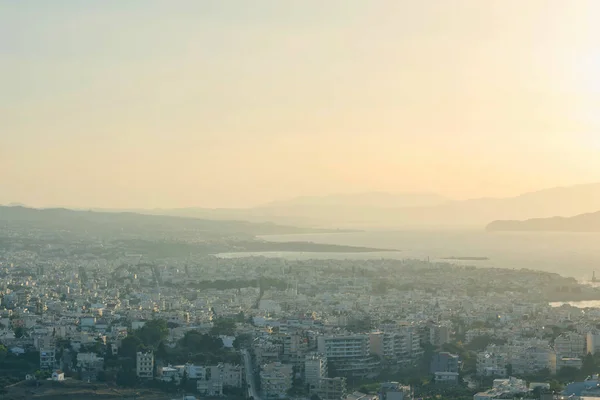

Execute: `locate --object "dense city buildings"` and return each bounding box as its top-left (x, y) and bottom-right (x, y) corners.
top-left (2, 210), bottom-right (600, 400)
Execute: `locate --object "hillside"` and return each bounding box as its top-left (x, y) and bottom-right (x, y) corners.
top-left (0, 206), bottom-right (331, 237)
top-left (486, 211), bottom-right (600, 232)
top-left (130, 183), bottom-right (600, 229)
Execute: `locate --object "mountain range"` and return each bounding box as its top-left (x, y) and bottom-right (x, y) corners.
top-left (486, 211), bottom-right (600, 232)
top-left (0, 206), bottom-right (332, 237)
top-left (113, 183), bottom-right (600, 229)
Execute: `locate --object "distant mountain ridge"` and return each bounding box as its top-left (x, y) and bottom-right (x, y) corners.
top-left (260, 192), bottom-right (450, 208)
top-left (0, 205), bottom-right (334, 236)
top-left (486, 211), bottom-right (600, 232)
top-left (8, 183), bottom-right (600, 229)
top-left (144, 183), bottom-right (600, 229)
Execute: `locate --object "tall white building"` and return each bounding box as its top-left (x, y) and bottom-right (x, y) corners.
top-left (305, 353), bottom-right (328, 392)
top-left (317, 334), bottom-right (379, 377)
top-left (587, 332), bottom-right (600, 355)
top-left (136, 351), bottom-right (154, 379)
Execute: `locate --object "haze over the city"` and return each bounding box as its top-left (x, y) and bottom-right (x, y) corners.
top-left (2, 1), bottom-right (600, 209)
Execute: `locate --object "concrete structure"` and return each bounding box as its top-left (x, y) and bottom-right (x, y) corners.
top-left (318, 334), bottom-right (378, 377)
top-left (40, 347), bottom-right (56, 370)
top-left (318, 334), bottom-right (370, 360)
top-left (51, 370), bottom-right (65, 381)
top-left (473, 377), bottom-right (527, 400)
top-left (77, 352), bottom-right (104, 381)
top-left (160, 366), bottom-right (180, 383)
top-left (512, 346), bottom-right (557, 376)
top-left (136, 351), bottom-right (154, 379)
top-left (555, 332), bottom-right (585, 358)
top-left (430, 352), bottom-right (459, 374)
top-left (261, 362), bottom-right (293, 399)
top-left (434, 371), bottom-right (459, 385)
top-left (557, 357), bottom-right (583, 371)
top-left (587, 332), bottom-right (600, 355)
top-left (429, 323), bottom-right (450, 347)
top-left (305, 353), bottom-right (328, 392)
top-left (379, 382), bottom-right (412, 400)
top-left (319, 377), bottom-right (348, 400)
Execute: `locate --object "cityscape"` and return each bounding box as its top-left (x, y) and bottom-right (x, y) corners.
top-left (4, 1), bottom-right (600, 400)
top-left (2, 207), bottom-right (600, 400)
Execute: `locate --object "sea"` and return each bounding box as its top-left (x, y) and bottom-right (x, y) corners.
top-left (216, 230), bottom-right (600, 281)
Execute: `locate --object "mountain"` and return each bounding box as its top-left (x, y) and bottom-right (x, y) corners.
top-left (242, 183), bottom-right (600, 228)
top-left (89, 183), bottom-right (600, 229)
top-left (486, 211), bottom-right (600, 232)
top-left (0, 206), bottom-right (333, 237)
top-left (260, 192), bottom-right (450, 208)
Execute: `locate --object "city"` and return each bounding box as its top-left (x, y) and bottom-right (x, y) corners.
top-left (2, 208), bottom-right (600, 400)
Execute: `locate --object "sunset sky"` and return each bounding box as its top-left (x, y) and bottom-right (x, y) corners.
top-left (2, 1), bottom-right (600, 208)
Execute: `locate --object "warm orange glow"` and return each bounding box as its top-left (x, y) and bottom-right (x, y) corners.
top-left (2, 1), bottom-right (600, 208)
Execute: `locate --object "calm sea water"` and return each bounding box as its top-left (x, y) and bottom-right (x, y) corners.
top-left (241, 230), bottom-right (600, 280)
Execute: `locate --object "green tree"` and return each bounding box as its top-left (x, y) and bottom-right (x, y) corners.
top-left (583, 353), bottom-right (597, 376)
top-left (120, 335), bottom-right (143, 359)
top-left (136, 319), bottom-right (168, 348)
top-left (210, 318), bottom-right (236, 336)
top-left (13, 326), bottom-right (26, 339)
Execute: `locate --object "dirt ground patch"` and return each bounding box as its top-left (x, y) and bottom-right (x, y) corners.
top-left (3, 380), bottom-right (173, 400)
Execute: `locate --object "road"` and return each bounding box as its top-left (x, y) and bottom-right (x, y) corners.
top-left (242, 349), bottom-right (261, 400)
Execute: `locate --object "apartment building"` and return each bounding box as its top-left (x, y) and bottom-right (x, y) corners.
top-left (305, 353), bottom-right (328, 392)
top-left (555, 332), bottom-right (585, 358)
top-left (261, 362), bottom-right (293, 399)
top-left (318, 377), bottom-right (347, 400)
top-left (136, 351), bottom-right (154, 379)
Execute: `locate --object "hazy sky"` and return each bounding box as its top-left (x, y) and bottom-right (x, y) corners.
top-left (2, 1), bottom-right (600, 208)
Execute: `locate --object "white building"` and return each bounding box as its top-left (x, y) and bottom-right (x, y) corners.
top-left (587, 331), bottom-right (600, 355)
top-left (473, 377), bottom-right (527, 400)
top-left (557, 357), bottom-right (583, 371)
top-left (261, 362), bottom-right (293, 399)
top-left (305, 353), bottom-right (328, 391)
top-left (319, 377), bottom-right (348, 400)
top-left (318, 334), bottom-right (370, 360)
top-left (476, 347), bottom-right (508, 377)
top-left (51, 370), bottom-right (65, 381)
top-left (318, 334), bottom-right (378, 377)
top-left (184, 363), bottom-right (242, 396)
top-left (512, 346), bottom-right (557, 376)
top-left (136, 351), bottom-right (154, 379)
top-left (555, 332), bottom-right (585, 358)
top-left (160, 366), bottom-right (180, 383)
top-left (40, 347), bottom-right (56, 370)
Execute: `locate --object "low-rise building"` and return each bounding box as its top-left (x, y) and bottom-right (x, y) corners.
top-left (261, 362), bottom-right (293, 399)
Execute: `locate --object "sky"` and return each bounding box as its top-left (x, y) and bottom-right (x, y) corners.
top-left (2, 1), bottom-right (600, 209)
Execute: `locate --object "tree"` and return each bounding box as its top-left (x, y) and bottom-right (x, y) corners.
top-left (180, 330), bottom-right (224, 354)
top-left (116, 368), bottom-right (138, 387)
top-left (13, 326), bottom-right (26, 339)
top-left (156, 341), bottom-right (168, 360)
top-left (120, 335), bottom-right (143, 359)
top-left (233, 333), bottom-right (253, 350)
top-left (210, 318), bottom-right (236, 337)
top-left (136, 319), bottom-right (168, 348)
top-left (166, 321), bottom-right (180, 329)
top-left (583, 353), bottom-right (597, 376)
